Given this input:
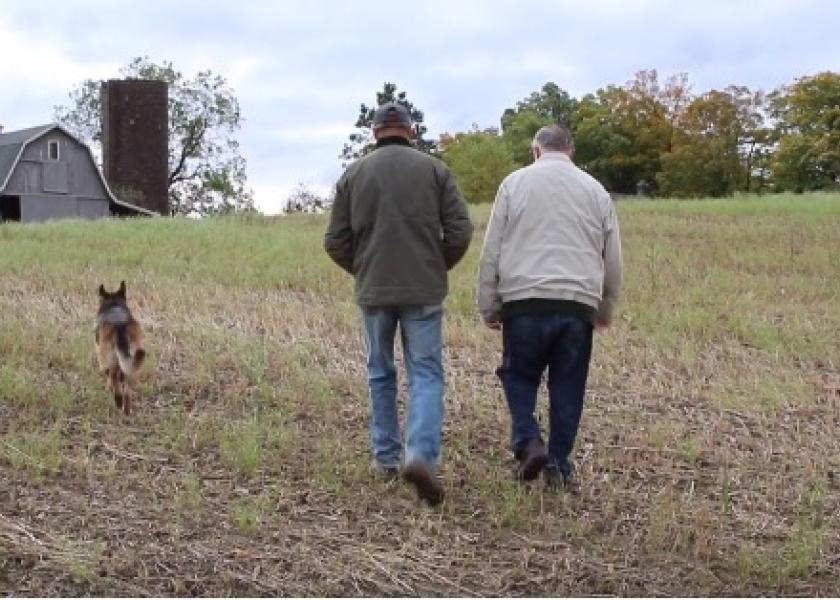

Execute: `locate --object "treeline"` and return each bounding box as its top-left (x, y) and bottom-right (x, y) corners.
top-left (437, 70), bottom-right (840, 202)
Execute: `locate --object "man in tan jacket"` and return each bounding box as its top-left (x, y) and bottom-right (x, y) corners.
top-left (477, 125), bottom-right (622, 487)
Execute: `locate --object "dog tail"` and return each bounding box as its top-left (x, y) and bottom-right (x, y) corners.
top-left (116, 324), bottom-right (146, 373)
top-left (116, 323), bottom-right (131, 358)
top-left (133, 348), bottom-right (146, 369)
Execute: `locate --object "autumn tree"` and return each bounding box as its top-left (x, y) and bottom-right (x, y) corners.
top-left (770, 71), bottom-right (840, 191)
top-left (573, 70), bottom-right (690, 194)
top-left (54, 56), bottom-right (254, 216)
top-left (439, 126), bottom-right (518, 204)
top-left (657, 90), bottom-right (742, 197)
top-left (437, 68), bottom-right (840, 199)
top-left (340, 82), bottom-right (435, 167)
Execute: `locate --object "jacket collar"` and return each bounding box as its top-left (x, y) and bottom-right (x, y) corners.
top-left (376, 136), bottom-right (412, 148)
top-left (537, 151), bottom-right (572, 162)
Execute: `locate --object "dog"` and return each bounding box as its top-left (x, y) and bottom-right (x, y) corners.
top-left (95, 281), bottom-right (146, 414)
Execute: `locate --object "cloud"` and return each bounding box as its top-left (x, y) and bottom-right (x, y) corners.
top-left (258, 124), bottom-right (350, 145)
top-left (0, 19), bottom-right (118, 124)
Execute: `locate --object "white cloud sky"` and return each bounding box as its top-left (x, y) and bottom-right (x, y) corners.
top-left (2, 0), bottom-right (839, 213)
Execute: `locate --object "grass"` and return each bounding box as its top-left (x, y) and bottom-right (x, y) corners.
top-left (1, 426), bottom-right (65, 478)
top-left (0, 192), bottom-right (838, 595)
top-left (220, 421), bottom-right (262, 478)
top-left (229, 496), bottom-right (266, 533)
top-left (173, 472), bottom-right (205, 522)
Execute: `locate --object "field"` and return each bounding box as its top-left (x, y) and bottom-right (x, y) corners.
top-left (1, 193), bottom-right (838, 596)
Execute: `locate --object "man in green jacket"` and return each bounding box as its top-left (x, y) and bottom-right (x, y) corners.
top-left (325, 103), bottom-right (473, 506)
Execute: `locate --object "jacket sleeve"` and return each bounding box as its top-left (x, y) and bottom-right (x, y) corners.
top-left (324, 177), bottom-right (354, 274)
top-left (596, 199), bottom-right (623, 325)
top-left (476, 182), bottom-right (508, 323)
top-left (438, 167), bottom-right (474, 269)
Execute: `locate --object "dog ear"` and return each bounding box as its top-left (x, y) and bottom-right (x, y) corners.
top-left (99, 284), bottom-right (106, 298)
top-left (118, 281), bottom-right (126, 298)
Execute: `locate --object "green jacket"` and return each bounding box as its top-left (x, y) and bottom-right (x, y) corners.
top-left (324, 138), bottom-right (473, 306)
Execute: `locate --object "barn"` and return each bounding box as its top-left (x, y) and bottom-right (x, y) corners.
top-left (0, 124), bottom-right (155, 222)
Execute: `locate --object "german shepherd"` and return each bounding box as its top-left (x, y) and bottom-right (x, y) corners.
top-left (95, 281), bottom-right (146, 414)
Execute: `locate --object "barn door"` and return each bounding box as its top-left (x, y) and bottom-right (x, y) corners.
top-left (0, 195), bottom-right (21, 221)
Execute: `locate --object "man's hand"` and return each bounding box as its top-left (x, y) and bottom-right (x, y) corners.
top-left (482, 314), bottom-right (502, 330)
top-left (594, 318), bottom-right (610, 332)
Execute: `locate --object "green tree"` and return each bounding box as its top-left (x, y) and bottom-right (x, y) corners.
top-left (573, 86), bottom-right (640, 193)
top-left (500, 82), bottom-right (578, 166)
top-left (439, 126), bottom-right (518, 204)
top-left (770, 71), bottom-right (840, 191)
top-left (499, 109), bottom-right (552, 167)
top-left (340, 82), bottom-right (435, 166)
top-left (54, 56), bottom-right (254, 216)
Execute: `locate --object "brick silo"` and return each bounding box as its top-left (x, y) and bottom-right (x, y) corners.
top-left (101, 80), bottom-right (169, 215)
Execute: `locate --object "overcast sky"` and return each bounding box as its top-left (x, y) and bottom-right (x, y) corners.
top-left (2, 0), bottom-right (839, 213)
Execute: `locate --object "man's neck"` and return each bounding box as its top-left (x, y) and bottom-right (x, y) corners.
top-left (376, 136), bottom-right (411, 148)
top-left (537, 150), bottom-right (571, 161)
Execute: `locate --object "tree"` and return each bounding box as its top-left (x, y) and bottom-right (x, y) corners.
top-left (657, 90), bottom-right (742, 197)
top-left (284, 183), bottom-right (334, 213)
top-left (500, 82), bottom-right (578, 166)
top-left (725, 85), bottom-right (773, 192)
top-left (439, 126), bottom-right (518, 204)
top-left (499, 109), bottom-right (553, 167)
top-left (770, 71), bottom-right (840, 191)
top-left (659, 73), bottom-right (693, 152)
top-left (54, 56), bottom-right (254, 216)
top-left (340, 82), bottom-right (435, 167)
top-left (656, 85), bottom-right (775, 197)
top-left (573, 86), bottom-right (640, 193)
top-left (573, 70), bottom-right (691, 194)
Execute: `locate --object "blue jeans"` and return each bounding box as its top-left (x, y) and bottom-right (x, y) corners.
top-left (497, 313), bottom-right (593, 476)
top-left (361, 304), bottom-right (445, 469)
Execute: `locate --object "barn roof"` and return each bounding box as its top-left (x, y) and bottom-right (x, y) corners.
top-left (0, 124), bottom-right (157, 217)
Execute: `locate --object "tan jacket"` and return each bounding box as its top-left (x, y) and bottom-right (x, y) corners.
top-left (477, 152), bottom-right (622, 325)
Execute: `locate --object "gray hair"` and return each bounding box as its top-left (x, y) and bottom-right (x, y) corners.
top-left (532, 125), bottom-right (574, 152)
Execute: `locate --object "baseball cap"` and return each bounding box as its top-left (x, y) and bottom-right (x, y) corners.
top-left (372, 102), bottom-right (412, 129)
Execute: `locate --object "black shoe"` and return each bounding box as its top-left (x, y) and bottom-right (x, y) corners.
top-left (544, 466), bottom-right (576, 493)
top-left (515, 439), bottom-right (550, 481)
top-left (402, 460), bottom-right (444, 506)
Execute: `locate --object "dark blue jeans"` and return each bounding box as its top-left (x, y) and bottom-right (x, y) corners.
top-left (497, 313), bottom-right (593, 476)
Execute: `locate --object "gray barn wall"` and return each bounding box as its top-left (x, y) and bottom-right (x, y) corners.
top-left (21, 195), bottom-right (75, 221)
top-left (4, 130), bottom-right (114, 222)
top-left (78, 198), bottom-right (110, 219)
top-left (6, 160), bottom-right (40, 193)
top-left (20, 196), bottom-right (109, 222)
top-left (7, 132), bottom-right (111, 200)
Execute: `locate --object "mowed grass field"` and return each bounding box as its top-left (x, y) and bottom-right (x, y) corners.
top-left (0, 193), bottom-right (838, 595)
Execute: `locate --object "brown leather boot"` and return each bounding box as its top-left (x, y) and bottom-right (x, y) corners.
top-left (402, 460), bottom-right (444, 506)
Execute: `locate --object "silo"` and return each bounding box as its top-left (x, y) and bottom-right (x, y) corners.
top-left (101, 80), bottom-right (169, 215)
